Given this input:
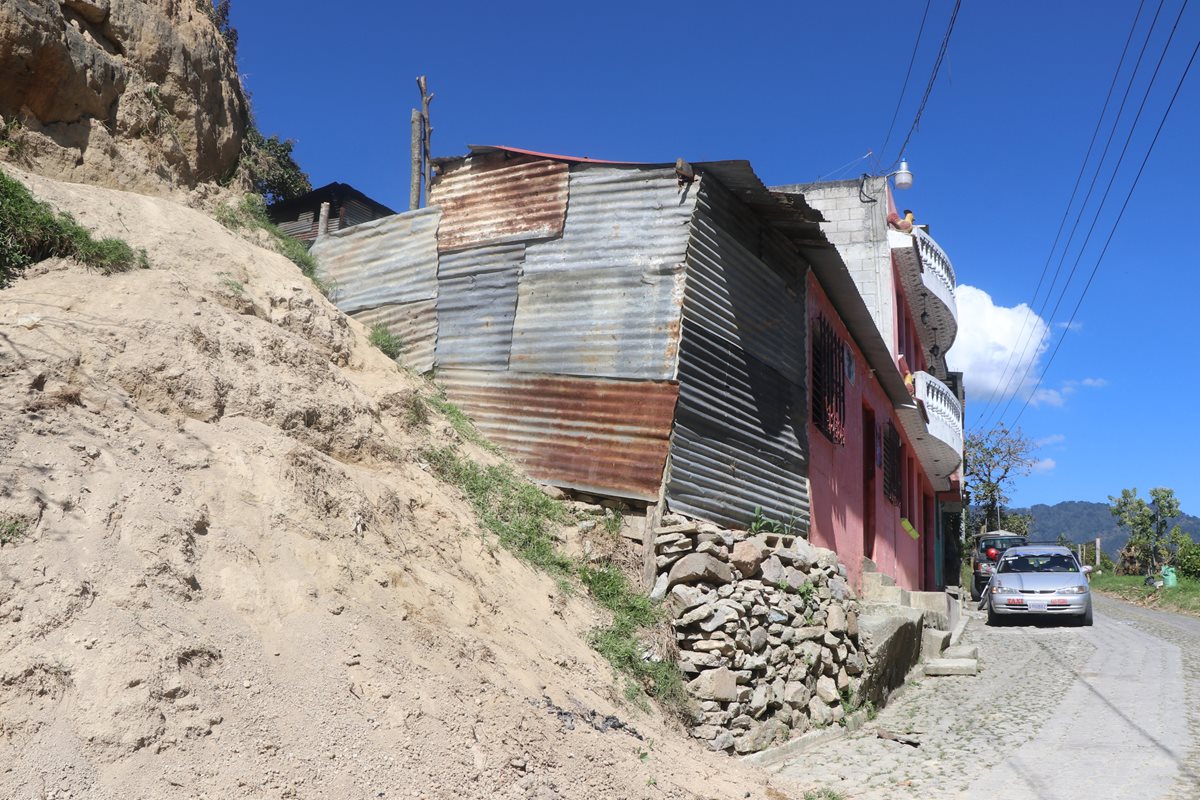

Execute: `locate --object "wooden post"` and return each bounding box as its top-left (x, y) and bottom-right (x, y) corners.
top-left (317, 201), bottom-right (330, 237)
top-left (409, 109), bottom-right (421, 210)
top-left (417, 76), bottom-right (434, 206)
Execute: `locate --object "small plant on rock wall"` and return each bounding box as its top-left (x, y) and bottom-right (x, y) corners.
top-left (749, 506), bottom-right (783, 534)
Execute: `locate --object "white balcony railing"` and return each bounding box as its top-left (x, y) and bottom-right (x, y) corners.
top-left (914, 370), bottom-right (964, 471)
top-left (913, 228), bottom-right (956, 301)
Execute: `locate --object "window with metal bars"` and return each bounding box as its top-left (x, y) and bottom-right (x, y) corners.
top-left (882, 422), bottom-right (902, 505)
top-left (811, 315), bottom-right (847, 444)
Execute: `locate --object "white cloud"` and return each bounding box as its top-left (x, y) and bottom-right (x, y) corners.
top-left (947, 286), bottom-right (1050, 405)
top-left (1080, 377), bottom-right (1108, 388)
top-left (1057, 320), bottom-right (1084, 331)
top-left (1036, 434), bottom-right (1066, 447)
top-left (1032, 458), bottom-right (1057, 474)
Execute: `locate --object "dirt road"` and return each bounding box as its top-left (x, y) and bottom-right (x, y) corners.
top-left (761, 595), bottom-right (1200, 799)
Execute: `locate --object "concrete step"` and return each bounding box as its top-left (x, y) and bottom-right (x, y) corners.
top-left (924, 658), bottom-right (978, 677)
top-left (943, 644), bottom-right (978, 660)
top-left (921, 628), bottom-right (951, 660)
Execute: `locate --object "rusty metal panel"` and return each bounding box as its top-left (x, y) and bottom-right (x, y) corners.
top-left (667, 323), bottom-right (810, 531)
top-left (436, 369), bottom-right (678, 501)
top-left (508, 164), bottom-right (698, 380)
top-left (431, 154), bottom-right (568, 252)
top-left (435, 269), bottom-right (519, 371)
top-left (349, 299), bottom-right (436, 373)
top-left (438, 242), bottom-right (525, 280)
top-left (310, 207), bottom-right (440, 315)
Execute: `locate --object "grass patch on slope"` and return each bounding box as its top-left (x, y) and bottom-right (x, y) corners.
top-left (215, 193), bottom-right (326, 292)
top-left (427, 391), bottom-right (498, 453)
top-left (1, 169), bottom-right (148, 287)
top-left (1091, 573), bottom-right (1200, 617)
top-left (368, 323), bottom-right (403, 360)
top-left (420, 444), bottom-right (689, 716)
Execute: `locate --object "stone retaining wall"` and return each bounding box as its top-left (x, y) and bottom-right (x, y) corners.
top-left (650, 515), bottom-right (868, 754)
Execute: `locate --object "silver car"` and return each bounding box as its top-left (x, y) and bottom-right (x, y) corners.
top-left (986, 545), bottom-right (1093, 626)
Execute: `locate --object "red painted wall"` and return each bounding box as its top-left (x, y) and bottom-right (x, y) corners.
top-left (806, 272), bottom-right (937, 593)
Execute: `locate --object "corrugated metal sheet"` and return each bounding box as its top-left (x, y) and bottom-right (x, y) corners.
top-left (522, 165), bottom-right (697, 274)
top-left (435, 270), bottom-right (519, 371)
top-left (311, 208), bottom-right (441, 315)
top-left (437, 369), bottom-right (678, 501)
top-left (507, 165), bottom-right (697, 380)
top-left (438, 242), bottom-right (525, 280)
top-left (666, 176), bottom-right (811, 532)
top-left (431, 154), bottom-right (568, 252)
top-left (508, 265), bottom-right (686, 380)
top-left (667, 324), bottom-right (810, 530)
top-left (349, 299), bottom-right (437, 373)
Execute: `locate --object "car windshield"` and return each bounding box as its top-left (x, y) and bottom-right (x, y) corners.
top-left (997, 553), bottom-right (1079, 574)
top-left (978, 537), bottom-right (1025, 554)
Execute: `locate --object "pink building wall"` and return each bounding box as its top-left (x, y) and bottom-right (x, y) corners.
top-left (806, 272), bottom-right (937, 593)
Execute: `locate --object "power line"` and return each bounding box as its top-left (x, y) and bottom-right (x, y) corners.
top-left (1010, 34), bottom-right (1200, 428)
top-left (886, 0), bottom-right (963, 171)
top-left (977, 0), bottom-right (1185, 428)
top-left (972, 0), bottom-right (1150, 425)
top-left (877, 0), bottom-right (933, 173)
top-left (986, 0), bottom-right (1190, 427)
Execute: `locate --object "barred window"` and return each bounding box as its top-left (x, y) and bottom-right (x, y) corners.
top-left (882, 422), bottom-right (902, 505)
top-left (811, 315), bottom-right (847, 444)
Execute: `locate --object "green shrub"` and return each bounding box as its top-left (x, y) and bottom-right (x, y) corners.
top-left (214, 193), bottom-right (321, 287)
top-left (368, 323), bottom-right (403, 360)
top-left (1, 169), bottom-right (147, 287)
top-left (0, 517), bottom-right (29, 546)
top-left (421, 444), bottom-right (689, 714)
top-left (1176, 541), bottom-right (1200, 580)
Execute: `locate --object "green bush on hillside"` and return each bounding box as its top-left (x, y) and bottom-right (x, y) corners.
top-left (0, 169), bottom-right (147, 287)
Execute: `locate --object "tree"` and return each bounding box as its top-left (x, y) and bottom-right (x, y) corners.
top-left (963, 424), bottom-right (1036, 533)
top-left (1109, 487), bottom-right (1190, 575)
top-left (241, 128), bottom-right (312, 204)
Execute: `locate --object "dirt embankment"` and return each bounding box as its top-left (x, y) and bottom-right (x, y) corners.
top-left (0, 168), bottom-right (808, 799)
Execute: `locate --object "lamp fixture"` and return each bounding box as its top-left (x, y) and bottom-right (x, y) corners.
top-left (892, 159), bottom-right (913, 190)
top-left (920, 310), bottom-right (930, 326)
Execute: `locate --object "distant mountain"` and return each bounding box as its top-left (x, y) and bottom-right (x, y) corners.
top-left (1008, 500), bottom-right (1200, 557)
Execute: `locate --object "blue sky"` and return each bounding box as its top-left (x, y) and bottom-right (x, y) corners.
top-left (233, 1), bottom-right (1200, 512)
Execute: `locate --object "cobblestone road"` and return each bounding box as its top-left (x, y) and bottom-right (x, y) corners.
top-left (762, 595), bottom-right (1200, 800)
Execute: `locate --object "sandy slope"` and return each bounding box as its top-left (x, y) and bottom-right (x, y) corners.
top-left (0, 170), bottom-right (805, 799)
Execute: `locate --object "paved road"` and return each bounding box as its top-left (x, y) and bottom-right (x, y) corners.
top-left (765, 594), bottom-right (1200, 799)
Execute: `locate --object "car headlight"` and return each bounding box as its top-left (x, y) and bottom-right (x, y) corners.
top-left (1057, 585), bottom-right (1089, 594)
top-left (991, 585), bottom-right (1018, 594)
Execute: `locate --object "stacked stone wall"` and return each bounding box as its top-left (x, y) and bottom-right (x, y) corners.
top-left (651, 515), bottom-right (868, 754)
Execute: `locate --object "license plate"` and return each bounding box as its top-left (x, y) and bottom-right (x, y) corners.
top-left (1029, 601), bottom-right (1047, 612)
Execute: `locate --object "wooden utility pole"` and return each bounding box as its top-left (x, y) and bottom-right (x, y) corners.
top-left (408, 77), bottom-right (435, 210)
top-left (1095, 537), bottom-right (1102, 566)
top-left (409, 109), bottom-right (422, 211)
top-left (417, 76), bottom-right (434, 206)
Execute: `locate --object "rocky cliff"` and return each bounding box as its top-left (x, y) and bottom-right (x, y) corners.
top-left (0, 0), bottom-right (247, 193)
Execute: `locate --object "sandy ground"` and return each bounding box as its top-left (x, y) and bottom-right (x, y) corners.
top-left (0, 169), bottom-right (807, 800)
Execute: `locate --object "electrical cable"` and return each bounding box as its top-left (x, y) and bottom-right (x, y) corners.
top-left (877, 0), bottom-right (933, 173)
top-left (978, 0), bottom-right (1169, 425)
top-left (1010, 33), bottom-right (1200, 428)
top-left (885, 0), bottom-right (963, 172)
top-left (972, 0), bottom-right (1150, 424)
top-left (985, 0), bottom-right (1190, 427)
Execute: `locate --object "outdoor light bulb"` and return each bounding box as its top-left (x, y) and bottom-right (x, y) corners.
top-left (894, 160), bottom-right (913, 190)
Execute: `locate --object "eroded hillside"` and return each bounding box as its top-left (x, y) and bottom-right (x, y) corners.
top-left (0, 168), bottom-right (803, 799)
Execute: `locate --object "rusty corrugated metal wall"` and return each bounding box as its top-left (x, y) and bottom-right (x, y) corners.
top-left (425, 157), bottom-right (697, 500)
top-left (665, 173), bottom-right (812, 531)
